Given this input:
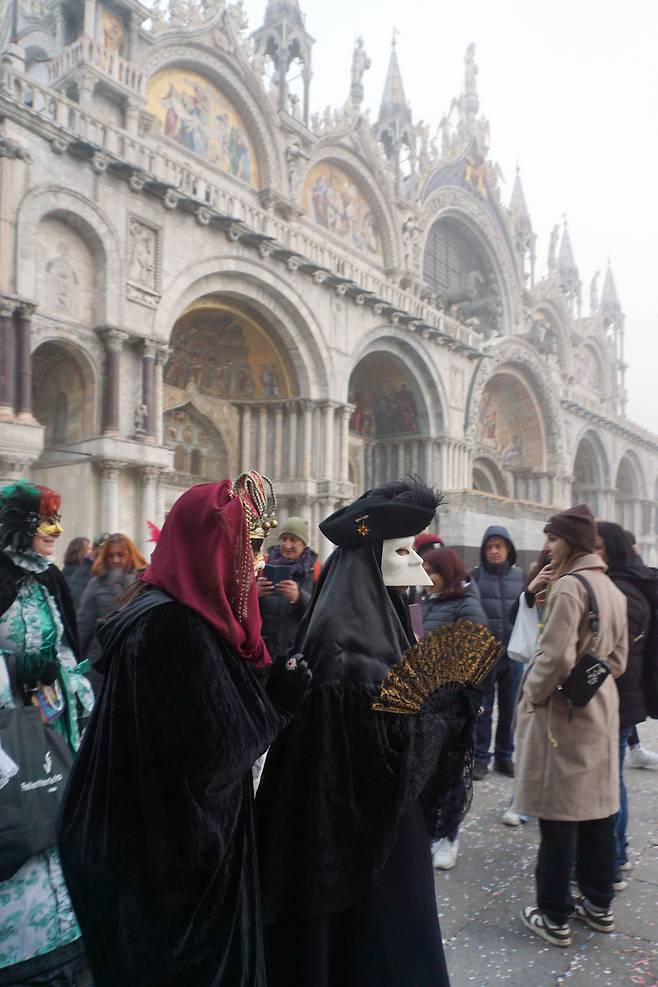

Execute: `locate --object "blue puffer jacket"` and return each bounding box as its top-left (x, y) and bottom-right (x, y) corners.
top-left (420, 582), bottom-right (489, 634)
top-left (470, 525), bottom-right (523, 648)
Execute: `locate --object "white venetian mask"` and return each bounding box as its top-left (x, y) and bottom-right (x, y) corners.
top-left (380, 536), bottom-right (433, 588)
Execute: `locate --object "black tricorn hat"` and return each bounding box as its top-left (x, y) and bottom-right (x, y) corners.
top-left (320, 477), bottom-right (444, 548)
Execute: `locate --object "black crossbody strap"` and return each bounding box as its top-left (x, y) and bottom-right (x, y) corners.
top-left (569, 572), bottom-right (600, 648)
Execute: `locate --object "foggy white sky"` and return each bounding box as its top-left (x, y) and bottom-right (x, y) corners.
top-left (239, 0), bottom-right (658, 433)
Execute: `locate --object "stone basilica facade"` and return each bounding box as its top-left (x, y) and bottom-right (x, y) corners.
top-left (1, 0), bottom-right (657, 563)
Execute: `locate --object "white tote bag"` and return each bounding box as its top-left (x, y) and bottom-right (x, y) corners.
top-left (507, 593), bottom-right (540, 664)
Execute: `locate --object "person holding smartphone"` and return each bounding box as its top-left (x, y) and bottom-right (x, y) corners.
top-left (257, 517), bottom-right (320, 662)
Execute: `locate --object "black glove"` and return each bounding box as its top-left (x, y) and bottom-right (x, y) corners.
top-left (266, 653), bottom-right (312, 716)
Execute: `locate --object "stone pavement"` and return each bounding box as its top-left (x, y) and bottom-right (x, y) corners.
top-left (437, 718), bottom-right (658, 986)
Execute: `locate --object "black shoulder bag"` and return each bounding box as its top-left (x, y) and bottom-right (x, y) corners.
top-left (0, 657), bottom-right (74, 881)
top-left (558, 573), bottom-right (611, 709)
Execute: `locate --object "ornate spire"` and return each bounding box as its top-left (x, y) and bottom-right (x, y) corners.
top-left (509, 162), bottom-right (530, 223)
top-left (378, 31), bottom-right (410, 124)
top-left (557, 217), bottom-right (581, 315)
top-left (600, 258), bottom-right (622, 315)
top-left (252, 0), bottom-right (314, 124)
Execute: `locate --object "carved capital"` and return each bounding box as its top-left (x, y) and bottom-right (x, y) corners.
top-left (142, 339), bottom-right (158, 360)
top-left (100, 327), bottom-right (129, 351)
top-left (16, 301), bottom-right (36, 319)
top-left (0, 297), bottom-right (16, 319)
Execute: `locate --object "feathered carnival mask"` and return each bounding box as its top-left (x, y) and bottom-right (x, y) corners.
top-left (0, 480), bottom-right (63, 551)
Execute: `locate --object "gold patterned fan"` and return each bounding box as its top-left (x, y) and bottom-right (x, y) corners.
top-left (373, 620), bottom-right (502, 715)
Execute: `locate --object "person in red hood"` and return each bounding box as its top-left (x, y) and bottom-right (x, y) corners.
top-left (58, 472), bottom-right (311, 987)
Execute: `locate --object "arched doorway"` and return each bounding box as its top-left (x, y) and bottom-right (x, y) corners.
top-left (572, 432), bottom-right (608, 516)
top-left (473, 371), bottom-right (547, 502)
top-left (615, 454), bottom-right (642, 533)
top-left (32, 341), bottom-right (95, 450)
top-left (163, 297), bottom-right (304, 511)
top-left (472, 456), bottom-right (507, 497)
top-left (348, 352), bottom-right (430, 487)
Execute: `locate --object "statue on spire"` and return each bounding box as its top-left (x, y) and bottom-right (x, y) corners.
top-left (351, 36), bottom-right (371, 86)
top-left (464, 43), bottom-right (478, 97)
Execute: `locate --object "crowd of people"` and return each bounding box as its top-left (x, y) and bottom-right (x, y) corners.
top-left (0, 473), bottom-right (657, 985)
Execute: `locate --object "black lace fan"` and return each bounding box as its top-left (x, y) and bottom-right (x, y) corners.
top-left (373, 620), bottom-right (501, 716)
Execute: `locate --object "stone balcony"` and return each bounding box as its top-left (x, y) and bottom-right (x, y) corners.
top-left (48, 36), bottom-right (145, 99)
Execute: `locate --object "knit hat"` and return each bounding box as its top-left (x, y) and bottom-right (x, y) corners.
top-left (543, 504), bottom-right (596, 554)
top-left (413, 532), bottom-right (445, 555)
top-left (279, 516), bottom-right (309, 546)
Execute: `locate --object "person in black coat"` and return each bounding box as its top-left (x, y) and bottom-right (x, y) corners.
top-left (470, 525), bottom-right (524, 779)
top-left (58, 474), bottom-right (311, 987)
top-left (61, 536), bottom-right (91, 609)
top-left (595, 521), bottom-right (658, 881)
top-left (257, 517), bottom-right (319, 662)
top-left (256, 479), bottom-right (488, 987)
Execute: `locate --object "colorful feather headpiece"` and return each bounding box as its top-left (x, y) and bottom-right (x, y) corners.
top-left (0, 480), bottom-right (63, 552)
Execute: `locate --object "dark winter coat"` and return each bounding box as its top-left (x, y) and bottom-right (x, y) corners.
top-left (420, 582), bottom-right (489, 634)
top-left (607, 563), bottom-right (657, 729)
top-left (470, 525), bottom-right (523, 647)
top-left (258, 566), bottom-right (315, 662)
top-left (76, 570), bottom-right (137, 661)
top-left (62, 557), bottom-right (93, 610)
top-left (58, 593), bottom-right (289, 987)
top-left (0, 550), bottom-right (80, 656)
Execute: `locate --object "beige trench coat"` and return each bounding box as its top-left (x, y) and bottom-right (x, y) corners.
top-left (513, 554), bottom-right (628, 822)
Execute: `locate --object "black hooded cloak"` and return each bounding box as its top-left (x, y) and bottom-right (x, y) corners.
top-left (58, 591), bottom-right (289, 987)
top-left (255, 541), bottom-right (475, 987)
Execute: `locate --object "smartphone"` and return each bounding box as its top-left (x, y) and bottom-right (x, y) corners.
top-left (262, 564), bottom-right (292, 585)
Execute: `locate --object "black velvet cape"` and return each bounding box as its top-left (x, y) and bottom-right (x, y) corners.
top-left (255, 543), bottom-right (474, 983)
top-left (58, 591), bottom-right (288, 987)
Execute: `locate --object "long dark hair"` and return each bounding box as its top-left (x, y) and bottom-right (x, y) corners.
top-left (63, 536), bottom-right (89, 566)
top-left (597, 521), bottom-right (636, 571)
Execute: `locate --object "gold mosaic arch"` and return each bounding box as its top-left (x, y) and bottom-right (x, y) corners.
top-left (165, 298), bottom-right (294, 401)
top-left (475, 371), bottom-right (547, 472)
top-left (147, 68), bottom-right (260, 187)
top-left (301, 161), bottom-right (382, 257)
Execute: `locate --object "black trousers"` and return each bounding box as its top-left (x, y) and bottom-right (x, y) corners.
top-left (536, 816), bottom-right (616, 925)
top-left (0, 939), bottom-right (93, 987)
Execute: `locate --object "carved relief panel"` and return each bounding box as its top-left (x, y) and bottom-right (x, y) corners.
top-left (126, 215), bottom-right (162, 309)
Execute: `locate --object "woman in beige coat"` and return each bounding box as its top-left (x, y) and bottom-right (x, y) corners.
top-left (515, 505), bottom-right (628, 948)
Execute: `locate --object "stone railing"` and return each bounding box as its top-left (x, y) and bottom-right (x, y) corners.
top-left (0, 62), bottom-right (481, 350)
top-left (48, 37), bottom-right (145, 98)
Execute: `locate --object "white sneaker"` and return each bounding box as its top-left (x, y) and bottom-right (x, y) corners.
top-left (627, 745), bottom-right (658, 770)
top-left (432, 837), bottom-right (459, 870)
top-left (502, 806), bottom-right (522, 826)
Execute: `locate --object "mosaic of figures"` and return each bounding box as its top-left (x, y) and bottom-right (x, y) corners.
top-left (147, 69), bottom-right (260, 187)
top-left (164, 404), bottom-right (228, 479)
top-left (476, 373), bottom-right (544, 469)
top-left (100, 7), bottom-right (126, 55)
top-left (302, 162), bottom-right (381, 256)
top-left (349, 355), bottom-right (421, 436)
top-left (165, 305), bottom-right (291, 401)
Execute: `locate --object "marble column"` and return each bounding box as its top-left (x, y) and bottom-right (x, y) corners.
top-left (99, 461), bottom-right (121, 532)
top-left (141, 340), bottom-right (157, 439)
top-left (239, 405), bottom-right (252, 471)
top-left (322, 402), bottom-right (335, 480)
top-left (339, 405), bottom-right (351, 485)
top-left (154, 345), bottom-right (169, 446)
top-left (273, 404), bottom-right (284, 480)
top-left (140, 466), bottom-right (159, 555)
top-left (258, 405), bottom-right (268, 474)
top-left (0, 297), bottom-right (15, 418)
top-left (302, 401), bottom-right (314, 480)
top-left (286, 401), bottom-right (298, 479)
top-left (15, 302), bottom-right (35, 420)
top-left (101, 329), bottom-right (128, 436)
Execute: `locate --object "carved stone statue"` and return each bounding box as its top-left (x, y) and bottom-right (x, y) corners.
top-left (590, 270), bottom-right (600, 312)
top-left (227, 0), bottom-right (248, 35)
top-left (134, 403), bottom-right (148, 437)
top-left (443, 270), bottom-right (499, 334)
top-left (289, 92), bottom-right (302, 120)
top-left (351, 36), bottom-right (371, 85)
top-left (464, 43), bottom-right (478, 95)
top-left (548, 224), bottom-right (559, 272)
